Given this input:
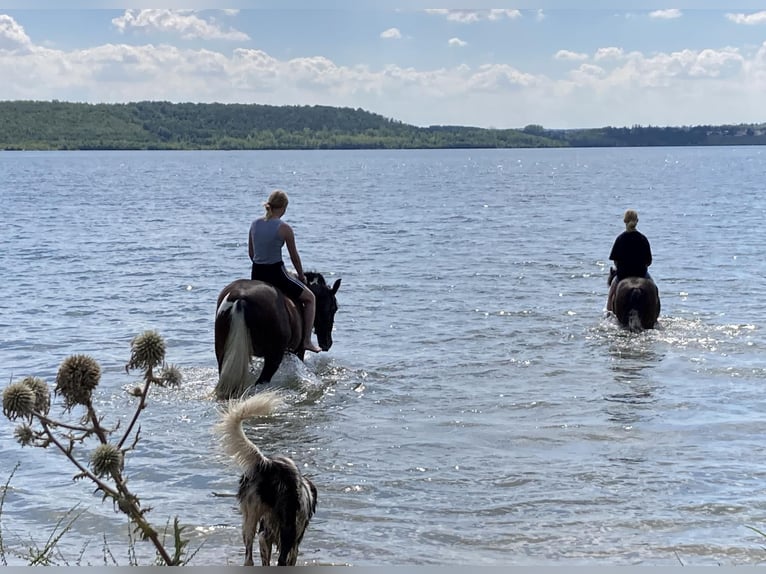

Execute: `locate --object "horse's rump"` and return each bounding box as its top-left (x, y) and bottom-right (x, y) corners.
top-left (214, 279), bottom-right (302, 399)
top-left (614, 276), bottom-right (660, 331)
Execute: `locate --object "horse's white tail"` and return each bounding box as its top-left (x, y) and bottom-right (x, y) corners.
top-left (215, 295), bottom-right (253, 400)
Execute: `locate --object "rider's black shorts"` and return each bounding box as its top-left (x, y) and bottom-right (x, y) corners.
top-left (251, 261), bottom-right (305, 301)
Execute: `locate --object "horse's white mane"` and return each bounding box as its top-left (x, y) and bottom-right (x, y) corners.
top-left (305, 271), bottom-right (324, 287)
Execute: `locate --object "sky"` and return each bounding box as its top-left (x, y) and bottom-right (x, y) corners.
top-left (1, 2), bottom-right (766, 129)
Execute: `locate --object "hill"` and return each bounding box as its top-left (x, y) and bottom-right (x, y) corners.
top-left (0, 100), bottom-right (557, 150)
top-left (0, 100), bottom-right (764, 150)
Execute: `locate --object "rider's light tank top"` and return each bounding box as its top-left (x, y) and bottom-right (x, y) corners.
top-left (249, 217), bottom-right (284, 264)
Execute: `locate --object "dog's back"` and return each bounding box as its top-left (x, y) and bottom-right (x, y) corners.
top-left (216, 391), bottom-right (317, 566)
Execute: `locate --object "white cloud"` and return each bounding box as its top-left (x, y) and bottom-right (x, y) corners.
top-left (726, 11), bottom-right (766, 25)
top-left (555, 50), bottom-right (588, 61)
top-left (488, 9), bottom-right (522, 21)
top-left (448, 37), bottom-right (467, 48)
top-left (0, 14), bottom-right (31, 51)
top-left (468, 64), bottom-right (538, 91)
top-left (380, 28), bottom-right (402, 40)
top-left (567, 63), bottom-right (606, 83)
top-left (594, 47), bottom-right (625, 61)
top-left (111, 9), bottom-right (250, 41)
top-left (650, 9), bottom-right (682, 20)
top-left (425, 9), bottom-right (521, 23)
top-left (587, 47), bottom-right (745, 90)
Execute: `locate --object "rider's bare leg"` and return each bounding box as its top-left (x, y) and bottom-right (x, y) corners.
top-left (299, 287), bottom-right (321, 353)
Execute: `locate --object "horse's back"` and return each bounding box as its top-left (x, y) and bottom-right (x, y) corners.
top-left (216, 279), bottom-right (301, 351)
top-left (218, 279), bottom-right (277, 308)
top-left (616, 276), bottom-right (655, 294)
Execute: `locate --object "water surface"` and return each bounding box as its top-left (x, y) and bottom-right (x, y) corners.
top-left (1, 147), bottom-right (765, 566)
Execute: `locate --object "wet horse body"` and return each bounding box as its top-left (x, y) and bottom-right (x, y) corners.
top-left (214, 271), bottom-right (340, 400)
top-left (612, 276), bottom-right (661, 331)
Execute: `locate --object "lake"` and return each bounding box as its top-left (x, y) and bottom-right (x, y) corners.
top-left (1, 146), bottom-right (766, 566)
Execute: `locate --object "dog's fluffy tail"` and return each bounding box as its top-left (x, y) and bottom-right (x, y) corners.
top-left (216, 391), bottom-right (283, 470)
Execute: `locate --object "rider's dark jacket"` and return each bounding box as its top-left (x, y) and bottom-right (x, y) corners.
top-left (609, 230), bottom-right (652, 280)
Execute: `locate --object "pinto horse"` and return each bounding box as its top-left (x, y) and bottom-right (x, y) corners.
top-left (214, 271), bottom-right (341, 400)
top-left (613, 276), bottom-right (661, 332)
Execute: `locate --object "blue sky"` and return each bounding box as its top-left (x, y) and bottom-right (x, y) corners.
top-left (1, 3), bottom-right (766, 129)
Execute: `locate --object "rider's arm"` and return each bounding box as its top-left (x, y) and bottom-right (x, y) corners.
top-left (248, 230), bottom-right (254, 262)
top-left (645, 237), bottom-right (652, 267)
top-left (280, 223), bottom-right (306, 283)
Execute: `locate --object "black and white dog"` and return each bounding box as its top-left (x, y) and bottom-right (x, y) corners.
top-left (216, 391), bottom-right (317, 566)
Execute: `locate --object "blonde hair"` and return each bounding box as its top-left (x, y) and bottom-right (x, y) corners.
top-left (623, 209), bottom-right (639, 231)
top-left (263, 190), bottom-right (289, 220)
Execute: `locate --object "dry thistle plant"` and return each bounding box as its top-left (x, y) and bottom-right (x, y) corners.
top-left (1, 330), bottom-right (190, 566)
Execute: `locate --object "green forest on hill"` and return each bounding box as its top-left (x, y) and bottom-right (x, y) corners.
top-left (1, 100), bottom-right (765, 151)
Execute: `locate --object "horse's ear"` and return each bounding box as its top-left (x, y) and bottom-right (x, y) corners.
top-left (331, 278), bottom-right (341, 294)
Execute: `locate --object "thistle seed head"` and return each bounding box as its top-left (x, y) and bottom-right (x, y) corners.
top-left (127, 330), bottom-right (166, 371)
top-left (20, 376), bottom-right (50, 415)
top-left (3, 382), bottom-right (36, 420)
top-left (90, 443), bottom-right (123, 478)
top-left (158, 364), bottom-right (182, 387)
top-left (14, 423), bottom-right (35, 447)
top-left (56, 354), bottom-right (101, 409)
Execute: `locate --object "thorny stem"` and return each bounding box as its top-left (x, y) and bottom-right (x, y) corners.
top-left (37, 393), bottom-right (177, 565)
top-left (34, 415), bottom-right (91, 434)
top-left (38, 419), bottom-right (117, 498)
top-left (86, 401), bottom-right (109, 445)
top-left (104, 367), bottom-right (176, 565)
top-left (109, 466), bottom-right (175, 565)
top-left (117, 368), bottom-right (153, 451)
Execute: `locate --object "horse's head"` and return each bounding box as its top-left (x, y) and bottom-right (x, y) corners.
top-left (305, 271), bottom-right (341, 351)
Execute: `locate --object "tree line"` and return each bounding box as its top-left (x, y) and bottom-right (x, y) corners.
top-left (0, 100), bottom-right (764, 150)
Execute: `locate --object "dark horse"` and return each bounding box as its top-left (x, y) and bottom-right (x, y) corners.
top-left (214, 271), bottom-right (341, 400)
top-left (612, 276), bottom-right (661, 331)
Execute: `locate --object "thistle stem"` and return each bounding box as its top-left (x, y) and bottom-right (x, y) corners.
top-left (38, 419), bottom-right (117, 497)
top-left (117, 370), bottom-right (152, 450)
top-left (39, 415), bottom-right (176, 565)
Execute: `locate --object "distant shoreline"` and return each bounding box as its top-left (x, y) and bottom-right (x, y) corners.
top-left (2, 100), bottom-right (765, 151)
